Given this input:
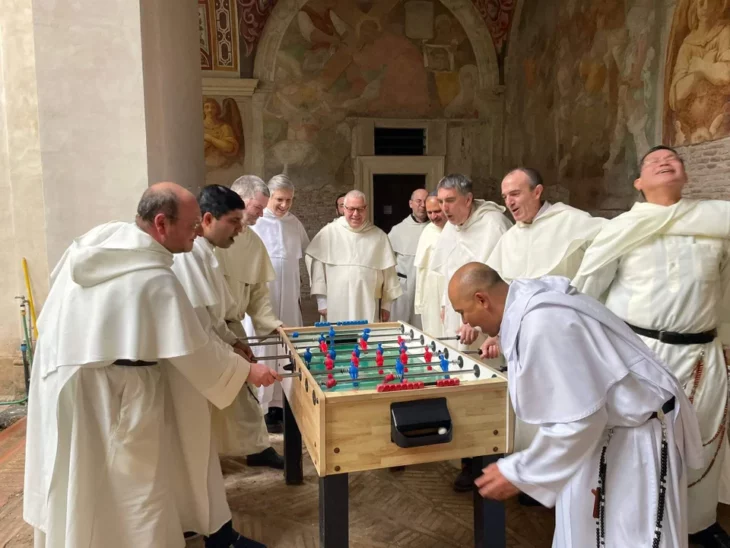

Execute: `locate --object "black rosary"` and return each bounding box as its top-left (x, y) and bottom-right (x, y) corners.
top-left (594, 417), bottom-right (669, 547)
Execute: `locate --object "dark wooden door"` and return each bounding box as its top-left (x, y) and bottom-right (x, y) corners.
top-left (372, 174), bottom-right (426, 234)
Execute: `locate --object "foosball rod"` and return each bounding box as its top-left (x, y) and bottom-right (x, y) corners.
top-left (290, 334), bottom-right (460, 351)
top-left (320, 364), bottom-right (480, 386)
top-left (309, 349), bottom-right (448, 366)
top-left (308, 359), bottom-right (456, 377)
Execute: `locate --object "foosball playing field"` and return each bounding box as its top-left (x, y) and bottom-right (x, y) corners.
top-left (269, 321), bottom-right (513, 548)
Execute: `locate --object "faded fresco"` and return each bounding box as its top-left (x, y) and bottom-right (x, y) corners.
top-left (204, 97), bottom-right (245, 170)
top-left (263, 0), bottom-right (478, 179)
top-left (505, 0), bottom-right (660, 211)
top-left (665, 0), bottom-right (730, 146)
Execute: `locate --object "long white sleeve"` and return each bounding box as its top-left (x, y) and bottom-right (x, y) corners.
top-left (168, 335), bottom-right (251, 410)
top-left (497, 407), bottom-right (608, 507)
top-left (572, 259), bottom-right (620, 302)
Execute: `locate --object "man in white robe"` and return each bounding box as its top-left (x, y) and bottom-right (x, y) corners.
top-left (449, 262), bottom-right (703, 548)
top-left (485, 168), bottom-right (606, 485)
top-left (388, 188), bottom-right (429, 328)
top-left (573, 145), bottom-right (730, 546)
top-left (24, 183), bottom-right (277, 548)
top-left (214, 175), bottom-right (285, 466)
top-left (249, 174), bottom-right (310, 430)
top-left (335, 192), bottom-right (346, 219)
top-left (431, 173), bottom-right (512, 350)
top-left (171, 184), bottom-right (282, 547)
top-left (414, 193), bottom-right (447, 337)
top-left (431, 174), bottom-right (513, 492)
top-left (306, 190), bottom-right (402, 322)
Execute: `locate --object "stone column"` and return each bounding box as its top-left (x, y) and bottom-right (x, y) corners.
top-left (0, 0), bottom-right (205, 395)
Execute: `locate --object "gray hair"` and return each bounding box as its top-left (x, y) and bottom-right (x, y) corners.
top-left (230, 175), bottom-right (270, 201)
top-left (428, 190), bottom-right (438, 197)
top-left (267, 174), bottom-right (295, 194)
top-left (437, 174), bottom-right (473, 196)
top-left (137, 187), bottom-right (178, 223)
top-left (505, 167), bottom-right (543, 190)
top-left (344, 189), bottom-right (367, 206)
top-left (410, 188), bottom-right (428, 200)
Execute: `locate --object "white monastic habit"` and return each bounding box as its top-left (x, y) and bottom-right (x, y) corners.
top-left (430, 200), bottom-right (512, 348)
top-left (414, 222), bottom-right (444, 337)
top-left (498, 276), bottom-right (703, 547)
top-left (487, 202), bottom-right (606, 282)
top-left (487, 201), bottom-right (606, 454)
top-left (24, 222), bottom-right (250, 548)
top-left (573, 198), bottom-right (730, 534)
top-left (214, 226), bottom-right (282, 455)
top-left (388, 215), bottom-right (429, 328)
top-left (249, 208), bottom-right (310, 413)
top-left (306, 216), bottom-right (402, 322)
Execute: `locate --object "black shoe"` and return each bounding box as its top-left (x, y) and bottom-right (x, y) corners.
top-left (518, 493), bottom-right (542, 507)
top-left (453, 468), bottom-right (473, 492)
top-left (264, 409), bottom-right (283, 434)
top-left (246, 447), bottom-right (284, 469)
top-left (204, 521), bottom-right (266, 548)
top-left (690, 523), bottom-right (730, 548)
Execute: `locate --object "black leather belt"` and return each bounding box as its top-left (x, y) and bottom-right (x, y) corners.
top-left (113, 359), bottom-right (158, 366)
top-left (650, 397), bottom-right (675, 420)
top-left (627, 323), bottom-right (717, 345)
top-left (397, 272), bottom-right (407, 279)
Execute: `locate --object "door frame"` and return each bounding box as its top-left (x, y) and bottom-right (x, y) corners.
top-left (354, 156), bottom-right (445, 224)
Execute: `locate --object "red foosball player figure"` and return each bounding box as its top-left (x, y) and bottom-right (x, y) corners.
top-left (325, 356), bottom-right (334, 370)
top-left (351, 354), bottom-right (360, 367)
top-left (359, 338), bottom-right (368, 351)
top-left (319, 340), bottom-right (328, 353)
top-left (375, 353), bottom-right (384, 367)
top-left (400, 350), bottom-right (408, 365)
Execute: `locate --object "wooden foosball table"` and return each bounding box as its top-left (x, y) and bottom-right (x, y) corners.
top-left (276, 321), bottom-right (512, 548)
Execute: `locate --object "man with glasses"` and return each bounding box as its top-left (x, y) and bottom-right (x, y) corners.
top-left (306, 190), bottom-right (402, 323)
top-left (213, 175), bottom-right (285, 469)
top-left (574, 145), bottom-right (730, 547)
top-left (388, 188), bottom-right (430, 328)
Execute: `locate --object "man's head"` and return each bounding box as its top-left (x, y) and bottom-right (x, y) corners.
top-left (448, 262), bottom-right (509, 337)
top-left (501, 168), bottom-right (544, 223)
top-left (198, 185), bottom-right (244, 248)
top-left (343, 190), bottom-right (367, 229)
top-left (231, 175), bottom-right (271, 226)
top-left (426, 193), bottom-right (446, 228)
top-left (267, 174), bottom-right (295, 218)
top-left (437, 174), bottom-right (474, 226)
top-left (634, 145), bottom-right (686, 204)
top-left (410, 188), bottom-right (429, 222)
top-left (136, 182), bottom-right (202, 253)
top-left (335, 192), bottom-right (347, 217)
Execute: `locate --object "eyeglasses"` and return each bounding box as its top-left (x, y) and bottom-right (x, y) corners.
top-left (642, 155), bottom-right (681, 167)
top-left (344, 206), bottom-right (366, 214)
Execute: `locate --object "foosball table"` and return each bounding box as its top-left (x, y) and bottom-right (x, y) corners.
top-left (274, 321), bottom-right (511, 548)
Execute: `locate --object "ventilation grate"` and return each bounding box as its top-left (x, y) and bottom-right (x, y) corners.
top-left (374, 127), bottom-right (425, 156)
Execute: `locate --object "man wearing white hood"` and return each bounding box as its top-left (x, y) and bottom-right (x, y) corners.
top-left (24, 183), bottom-right (276, 548)
top-left (449, 262), bottom-right (702, 548)
top-left (429, 174), bottom-right (513, 491)
top-left (388, 188), bottom-right (429, 328)
top-left (248, 174), bottom-right (310, 431)
top-left (306, 190), bottom-right (402, 322)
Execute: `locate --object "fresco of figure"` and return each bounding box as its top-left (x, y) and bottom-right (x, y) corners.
top-left (203, 98), bottom-right (244, 169)
top-left (669, 0), bottom-right (730, 144)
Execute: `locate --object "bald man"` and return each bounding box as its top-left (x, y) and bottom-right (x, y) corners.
top-left (306, 190), bottom-right (402, 322)
top-left (388, 188), bottom-right (429, 327)
top-left (448, 263), bottom-right (702, 548)
top-left (414, 194), bottom-right (447, 337)
top-left (25, 183), bottom-right (268, 548)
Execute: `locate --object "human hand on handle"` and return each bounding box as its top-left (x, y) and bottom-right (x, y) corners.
top-left (479, 336), bottom-right (500, 360)
top-left (458, 323), bottom-right (479, 345)
top-left (474, 463), bottom-right (519, 501)
top-left (246, 362), bottom-right (281, 387)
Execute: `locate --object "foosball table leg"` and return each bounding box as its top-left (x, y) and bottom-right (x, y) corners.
top-left (319, 473), bottom-right (349, 548)
top-left (472, 454), bottom-right (506, 548)
top-left (283, 396), bottom-right (303, 485)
